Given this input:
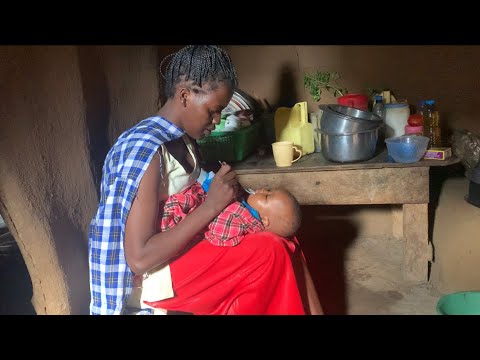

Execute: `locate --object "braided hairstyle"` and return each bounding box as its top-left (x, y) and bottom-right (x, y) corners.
top-left (161, 45), bottom-right (239, 99)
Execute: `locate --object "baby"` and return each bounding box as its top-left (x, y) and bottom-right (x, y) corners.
top-left (137, 170), bottom-right (302, 312)
top-left (158, 169), bottom-right (302, 246)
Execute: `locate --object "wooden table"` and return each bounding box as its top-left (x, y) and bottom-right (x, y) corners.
top-left (233, 150), bottom-right (460, 283)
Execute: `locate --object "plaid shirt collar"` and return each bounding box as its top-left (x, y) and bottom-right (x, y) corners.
top-left (88, 116), bottom-right (184, 315)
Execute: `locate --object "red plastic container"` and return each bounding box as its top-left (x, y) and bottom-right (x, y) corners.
top-left (337, 94), bottom-right (369, 111)
top-left (405, 125), bottom-right (423, 136)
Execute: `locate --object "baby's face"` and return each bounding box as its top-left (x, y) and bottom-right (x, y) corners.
top-left (246, 188), bottom-right (273, 209)
top-left (246, 188), bottom-right (294, 222)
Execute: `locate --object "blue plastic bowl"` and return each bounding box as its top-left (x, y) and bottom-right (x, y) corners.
top-left (385, 135), bottom-right (429, 163)
top-left (436, 291), bottom-right (480, 315)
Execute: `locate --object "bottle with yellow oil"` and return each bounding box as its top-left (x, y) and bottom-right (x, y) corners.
top-left (422, 99), bottom-right (442, 148)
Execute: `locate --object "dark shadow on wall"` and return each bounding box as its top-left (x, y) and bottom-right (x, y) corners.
top-left (297, 205), bottom-right (358, 315)
top-left (49, 210), bottom-right (90, 314)
top-left (427, 162), bottom-right (465, 270)
top-left (273, 64), bottom-right (299, 109)
top-left (77, 47), bottom-right (111, 197)
top-left (0, 227), bottom-right (36, 315)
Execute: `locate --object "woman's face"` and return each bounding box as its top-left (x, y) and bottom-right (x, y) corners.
top-left (182, 83), bottom-right (233, 139)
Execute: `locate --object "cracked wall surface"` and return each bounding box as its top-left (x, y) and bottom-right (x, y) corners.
top-left (0, 45), bottom-right (161, 314)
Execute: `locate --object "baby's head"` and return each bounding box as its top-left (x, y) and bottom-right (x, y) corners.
top-left (246, 188), bottom-right (301, 238)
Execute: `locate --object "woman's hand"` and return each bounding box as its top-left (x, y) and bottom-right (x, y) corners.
top-left (205, 163), bottom-right (238, 214)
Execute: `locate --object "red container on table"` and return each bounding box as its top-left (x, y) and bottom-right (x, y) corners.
top-left (337, 94), bottom-right (369, 111)
top-left (405, 125), bottom-right (423, 136)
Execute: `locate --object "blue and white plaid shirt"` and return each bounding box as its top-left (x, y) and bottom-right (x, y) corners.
top-left (88, 116), bottom-right (185, 315)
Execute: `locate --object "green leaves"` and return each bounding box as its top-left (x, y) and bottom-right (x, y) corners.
top-left (303, 70), bottom-right (348, 102)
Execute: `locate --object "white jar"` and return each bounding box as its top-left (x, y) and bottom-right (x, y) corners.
top-left (384, 103), bottom-right (410, 139)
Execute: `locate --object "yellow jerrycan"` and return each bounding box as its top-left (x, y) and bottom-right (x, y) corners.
top-left (274, 101), bottom-right (314, 155)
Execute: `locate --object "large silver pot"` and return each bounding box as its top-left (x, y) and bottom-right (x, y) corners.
top-left (327, 104), bottom-right (383, 121)
top-left (319, 104), bottom-right (383, 133)
top-left (318, 127), bottom-right (379, 163)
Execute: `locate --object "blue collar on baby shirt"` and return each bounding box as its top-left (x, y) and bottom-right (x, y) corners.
top-left (241, 200), bottom-right (261, 221)
top-left (200, 172), bottom-right (261, 221)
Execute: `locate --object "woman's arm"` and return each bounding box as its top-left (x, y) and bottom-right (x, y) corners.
top-left (124, 152), bottom-right (237, 274)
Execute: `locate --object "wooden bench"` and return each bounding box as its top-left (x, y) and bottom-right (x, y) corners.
top-left (233, 150), bottom-right (459, 283)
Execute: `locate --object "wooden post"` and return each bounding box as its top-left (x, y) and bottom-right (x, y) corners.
top-left (403, 203), bottom-right (430, 283)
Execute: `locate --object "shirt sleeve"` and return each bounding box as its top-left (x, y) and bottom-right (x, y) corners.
top-left (160, 196), bottom-right (186, 232)
top-left (89, 176), bottom-right (140, 315)
top-left (198, 170), bottom-right (215, 192)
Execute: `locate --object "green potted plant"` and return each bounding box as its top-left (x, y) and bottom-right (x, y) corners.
top-left (303, 70), bottom-right (349, 102)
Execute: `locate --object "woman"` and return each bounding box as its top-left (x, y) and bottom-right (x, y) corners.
top-left (88, 45), bottom-right (322, 315)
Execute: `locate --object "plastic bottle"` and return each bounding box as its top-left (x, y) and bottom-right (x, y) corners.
top-left (422, 99), bottom-right (442, 147)
top-left (405, 114), bottom-right (423, 136)
top-left (416, 100), bottom-right (425, 117)
top-left (372, 95), bottom-right (386, 120)
top-left (372, 95), bottom-right (386, 144)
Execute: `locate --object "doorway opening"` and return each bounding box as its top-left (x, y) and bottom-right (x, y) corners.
top-left (0, 215), bottom-right (36, 315)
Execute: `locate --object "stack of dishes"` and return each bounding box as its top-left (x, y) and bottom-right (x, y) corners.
top-left (222, 89), bottom-right (259, 116)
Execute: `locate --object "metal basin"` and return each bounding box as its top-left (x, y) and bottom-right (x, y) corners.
top-left (327, 104), bottom-right (383, 122)
top-left (317, 127), bottom-right (379, 163)
top-left (319, 104), bottom-right (383, 133)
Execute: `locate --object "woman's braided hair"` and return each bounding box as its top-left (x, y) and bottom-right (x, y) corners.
top-left (161, 45), bottom-right (239, 99)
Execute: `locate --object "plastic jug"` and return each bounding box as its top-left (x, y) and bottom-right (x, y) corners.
top-left (384, 102), bottom-right (410, 139)
top-left (274, 101), bottom-right (314, 155)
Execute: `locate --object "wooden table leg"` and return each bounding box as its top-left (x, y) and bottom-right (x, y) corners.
top-left (402, 203), bottom-right (432, 283)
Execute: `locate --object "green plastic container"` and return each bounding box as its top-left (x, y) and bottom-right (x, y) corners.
top-left (211, 118), bottom-right (226, 132)
top-left (197, 121), bottom-right (262, 163)
top-left (436, 291), bottom-right (480, 315)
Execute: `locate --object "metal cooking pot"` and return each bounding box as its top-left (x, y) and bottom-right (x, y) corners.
top-left (327, 104), bottom-right (383, 122)
top-left (319, 104), bottom-right (383, 133)
top-left (317, 127), bottom-right (379, 163)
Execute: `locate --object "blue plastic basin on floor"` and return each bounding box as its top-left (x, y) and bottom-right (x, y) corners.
top-left (436, 291), bottom-right (480, 315)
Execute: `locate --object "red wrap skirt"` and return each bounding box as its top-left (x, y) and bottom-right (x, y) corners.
top-left (144, 231), bottom-right (306, 315)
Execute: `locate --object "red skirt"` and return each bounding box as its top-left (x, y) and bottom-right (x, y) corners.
top-left (144, 231), bottom-right (306, 315)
